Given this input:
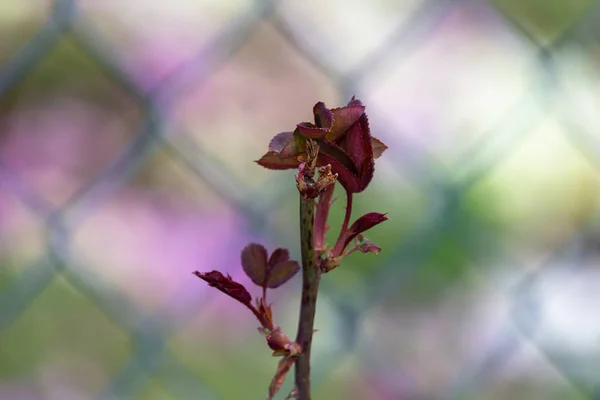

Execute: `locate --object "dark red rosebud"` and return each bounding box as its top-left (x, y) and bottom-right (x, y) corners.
top-left (257, 97), bottom-right (387, 194)
top-left (326, 103), bottom-right (365, 142)
top-left (193, 270), bottom-right (252, 306)
top-left (241, 243), bottom-right (300, 289)
top-left (335, 114), bottom-right (374, 191)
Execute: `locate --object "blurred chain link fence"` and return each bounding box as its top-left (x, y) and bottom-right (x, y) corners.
top-left (1, 0), bottom-right (600, 399)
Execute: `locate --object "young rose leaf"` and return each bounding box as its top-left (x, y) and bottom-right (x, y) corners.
top-left (266, 260), bottom-right (300, 288)
top-left (241, 243), bottom-right (268, 287)
top-left (193, 270), bottom-right (252, 305)
top-left (343, 212), bottom-right (388, 249)
top-left (327, 104), bottom-right (365, 141)
top-left (268, 248), bottom-right (290, 267)
top-left (356, 234), bottom-right (382, 254)
top-left (317, 139), bottom-right (361, 194)
top-left (347, 96), bottom-right (363, 107)
top-left (371, 137), bottom-right (388, 159)
top-left (317, 140), bottom-right (357, 173)
top-left (337, 118), bottom-right (367, 172)
top-left (256, 151), bottom-right (300, 170)
top-left (269, 131), bottom-right (295, 154)
top-left (296, 122), bottom-right (328, 139)
top-left (358, 156), bottom-right (375, 194)
top-left (359, 241), bottom-right (382, 254)
top-left (313, 102), bottom-right (333, 129)
top-left (356, 113), bottom-right (375, 192)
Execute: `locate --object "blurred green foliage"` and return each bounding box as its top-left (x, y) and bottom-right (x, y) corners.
top-left (492, 0), bottom-right (594, 42)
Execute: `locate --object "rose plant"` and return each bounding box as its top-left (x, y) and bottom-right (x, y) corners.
top-left (194, 97), bottom-right (387, 399)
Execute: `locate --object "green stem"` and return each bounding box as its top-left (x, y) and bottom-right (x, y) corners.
top-left (295, 195), bottom-right (320, 400)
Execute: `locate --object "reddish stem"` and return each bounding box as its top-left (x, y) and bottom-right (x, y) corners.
top-left (331, 191), bottom-right (353, 256)
top-left (341, 191), bottom-right (353, 236)
top-left (262, 285), bottom-right (267, 303)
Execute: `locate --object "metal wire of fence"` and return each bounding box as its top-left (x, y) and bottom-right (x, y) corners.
top-left (1, 0), bottom-right (600, 399)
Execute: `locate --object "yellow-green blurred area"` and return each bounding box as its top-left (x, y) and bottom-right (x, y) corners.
top-left (1, 0), bottom-right (600, 399)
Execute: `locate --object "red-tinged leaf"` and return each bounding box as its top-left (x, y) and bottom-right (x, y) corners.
top-left (358, 157), bottom-right (375, 193)
top-left (317, 140), bottom-right (357, 174)
top-left (357, 113), bottom-right (375, 192)
top-left (314, 183), bottom-right (335, 250)
top-left (347, 96), bottom-right (363, 107)
top-left (372, 136), bottom-right (388, 159)
top-left (317, 140), bottom-right (361, 192)
top-left (268, 248), bottom-right (290, 268)
top-left (359, 241), bottom-right (382, 254)
top-left (313, 101), bottom-right (333, 129)
top-left (296, 122), bottom-right (328, 139)
top-left (241, 243), bottom-right (268, 287)
top-left (266, 260), bottom-right (300, 288)
top-left (292, 129), bottom-right (308, 150)
top-left (269, 131), bottom-right (304, 159)
top-left (337, 120), bottom-right (366, 172)
top-left (327, 104), bottom-right (365, 142)
top-left (193, 270), bottom-right (252, 305)
top-left (343, 212), bottom-right (388, 249)
top-left (356, 234), bottom-right (382, 254)
top-left (256, 151), bottom-right (300, 170)
top-left (268, 356), bottom-right (297, 400)
top-left (358, 112), bottom-right (372, 142)
top-left (269, 131), bottom-right (295, 153)
top-left (317, 152), bottom-right (360, 194)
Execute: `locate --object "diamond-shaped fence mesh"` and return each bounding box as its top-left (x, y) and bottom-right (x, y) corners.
top-left (1, 0), bottom-right (600, 399)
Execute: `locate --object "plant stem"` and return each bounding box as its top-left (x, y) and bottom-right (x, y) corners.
top-left (341, 191), bottom-right (353, 236)
top-left (331, 191), bottom-right (353, 257)
top-left (295, 195), bottom-right (320, 400)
